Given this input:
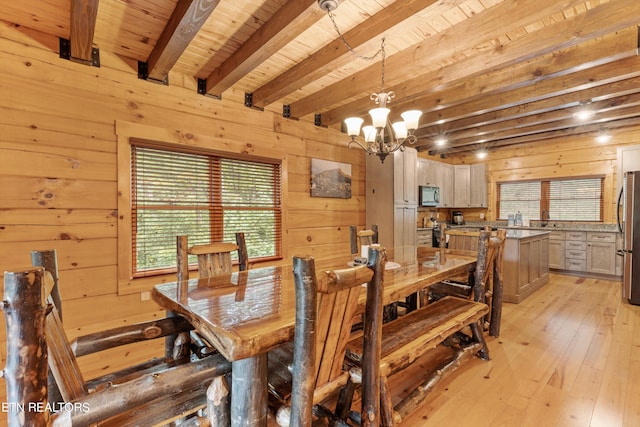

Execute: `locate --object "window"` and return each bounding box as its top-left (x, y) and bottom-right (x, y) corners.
top-left (131, 144), bottom-right (282, 275)
top-left (498, 177), bottom-right (603, 222)
top-left (497, 181), bottom-right (541, 221)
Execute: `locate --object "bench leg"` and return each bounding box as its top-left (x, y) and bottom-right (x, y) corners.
top-left (469, 320), bottom-right (490, 360)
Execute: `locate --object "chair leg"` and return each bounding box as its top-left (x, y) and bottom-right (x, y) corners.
top-left (334, 374), bottom-right (357, 422)
top-left (380, 376), bottom-right (395, 427)
top-left (469, 320), bottom-right (490, 360)
top-left (207, 376), bottom-right (230, 425)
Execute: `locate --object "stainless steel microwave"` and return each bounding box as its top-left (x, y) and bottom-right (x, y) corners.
top-left (419, 185), bottom-right (440, 207)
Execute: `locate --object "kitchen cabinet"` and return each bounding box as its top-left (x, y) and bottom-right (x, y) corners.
top-left (453, 165), bottom-right (471, 207)
top-left (435, 162), bottom-right (454, 208)
top-left (503, 231), bottom-right (550, 303)
top-left (548, 231), bottom-right (565, 269)
top-left (366, 148), bottom-right (417, 249)
top-left (394, 205), bottom-right (418, 261)
top-left (564, 231), bottom-right (587, 271)
top-left (586, 232), bottom-right (617, 275)
top-left (417, 158), bottom-right (438, 186)
top-left (544, 229), bottom-right (620, 277)
top-left (417, 228), bottom-right (433, 246)
top-left (452, 164), bottom-right (488, 208)
top-left (394, 148), bottom-right (417, 205)
top-left (470, 164), bottom-right (488, 207)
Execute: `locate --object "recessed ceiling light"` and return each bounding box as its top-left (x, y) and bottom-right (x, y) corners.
top-left (573, 100), bottom-right (595, 121)
top-left (435, 136), bottom-right (447, 146)
top-left (476, 150), bottom-right (488, 159)
top-left (595, 129), bottom-right (612, 144)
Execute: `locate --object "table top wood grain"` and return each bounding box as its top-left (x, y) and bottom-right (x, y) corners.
top-left (152, 246), bottom-right (476, 362)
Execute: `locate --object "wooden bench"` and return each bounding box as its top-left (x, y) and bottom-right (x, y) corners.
top-left (347, 236), bottom-right (493, 426)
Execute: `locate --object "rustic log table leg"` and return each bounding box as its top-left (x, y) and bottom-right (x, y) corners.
top-left (231, 354), bottom-right (268, 427)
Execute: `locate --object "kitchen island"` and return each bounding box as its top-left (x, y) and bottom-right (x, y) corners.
top-left (502, 229), bottom-right (550, 303)
top-left (441, 227), bottom-right (550, 303)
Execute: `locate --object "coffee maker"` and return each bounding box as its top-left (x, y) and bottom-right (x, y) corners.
top-left (452, 211), bottom-right (464, 225)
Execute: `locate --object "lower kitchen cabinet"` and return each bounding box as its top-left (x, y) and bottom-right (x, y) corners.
top-left (417, 228), bottom-right (433, 246)
top-left (586, 232), bottom-right (617, 275)
top-left (503, 232), bottom-right (550, 303)
top-left (548, 231), bottom-right (565, 269)
top-left (546, 229), bottom-right (619, 277)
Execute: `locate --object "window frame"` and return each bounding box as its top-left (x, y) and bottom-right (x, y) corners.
top-left (116, 121), bottom-right (287, 295)
top-left (497, 175), bottom-right (605, 222)
top-left (129, 144), bottom-right (282, 277)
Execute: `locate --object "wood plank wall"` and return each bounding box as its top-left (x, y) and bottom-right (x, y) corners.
top-left (419, 128), bottom-right (640, 224)
top-left (0, 21), bottom-right (366, 373)
top-left (2, 17), bottom-right (640, 396)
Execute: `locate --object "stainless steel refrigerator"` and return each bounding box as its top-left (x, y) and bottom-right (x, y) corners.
top-left (617, 170), bottom-right (640, 305)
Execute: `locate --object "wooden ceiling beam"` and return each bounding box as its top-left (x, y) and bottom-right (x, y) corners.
top-left (204, 0), bottom-right (324, 98)
top-left (413, 55), bottom-right (640, 141)
top-left (427, 116), bottom-right (640, 157)
top-left (422, 91), bottom-right (640, 145)
top-left (146, 0), bottom-right (221, 82)
top-left (435, 103), bottom-right (640, 150)
top-left (69, 0), bottom-right (98, 64)
top-left (249, 0), bottom-right (441, 109)
top-left (415, 74), bottom-right (640, 145)
top-left (320, 0), bottom-right (640, 125)
top-left (288, 0), bottom-right (589, 119)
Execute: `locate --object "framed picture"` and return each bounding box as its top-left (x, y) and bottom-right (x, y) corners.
top-left (310, 158), bottom-right (352, 199)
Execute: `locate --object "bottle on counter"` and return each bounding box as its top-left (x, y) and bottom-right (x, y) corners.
top-left (508, 214), bottom-right (515, 227)
top-left (515, 211), bottom-right (523, 226)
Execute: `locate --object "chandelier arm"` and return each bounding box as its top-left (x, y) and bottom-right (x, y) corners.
top-left (348, 138), bottom-right (373, 153)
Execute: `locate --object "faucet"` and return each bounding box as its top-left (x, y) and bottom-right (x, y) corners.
top-left (541, 210), bottom-right (549, 227)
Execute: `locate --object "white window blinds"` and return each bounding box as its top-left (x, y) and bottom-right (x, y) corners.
top-left (131, 145), bottom-right (282, 274)
top-left (498, 181), bottom-right (541, 220)
top-left (549, 178), bottom-right (602, 221)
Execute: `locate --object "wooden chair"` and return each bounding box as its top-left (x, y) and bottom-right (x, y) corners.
top-left (429, 228), bottom-right (507, 336)
top-left (350, 224), bottom-right (379, 256)
top-left (178, 233), bottom-right (249, 359)
top-left (346, 235), bottom-right (493, 426)
top-left (266, 247), bottom-right (386, 427)
top-left (2, 249), bottom-right (232, 427)
top-left (351, 224), bottom-right (418, 317)
top-left (188, 231), bottom-right (249, 277)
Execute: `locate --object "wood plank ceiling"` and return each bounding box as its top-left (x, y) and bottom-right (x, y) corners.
top-left (2, 0), bottom-right (639, 157)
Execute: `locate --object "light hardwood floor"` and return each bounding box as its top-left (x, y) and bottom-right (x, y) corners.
top-left (392, 273), bottom-right (640, 427)
top-left (1, 273), bottom-right (637, 427)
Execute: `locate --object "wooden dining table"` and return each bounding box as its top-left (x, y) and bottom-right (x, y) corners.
top-left (151, 246), bottom-right (477, 427)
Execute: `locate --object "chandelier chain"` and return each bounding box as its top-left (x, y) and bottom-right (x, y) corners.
top-left (327, 10), bottom-right (384, 62)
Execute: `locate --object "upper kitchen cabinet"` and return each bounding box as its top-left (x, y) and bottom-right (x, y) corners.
top-left (470, 164), bottom-right (488, 207)
top-left (417, 158), bottom-right (438, 187)
top-left (394, 148), bottom-right (418, 205)
top-left (452, 164), bottom-right (488, 208)
top-left (453, 165), bottom-right (471, 207)
top-left (436, 162), bottom-right (454, 208)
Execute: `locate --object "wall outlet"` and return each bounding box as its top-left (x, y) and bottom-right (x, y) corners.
top-left (480, 213), bottom-right (485, 220)
top-left (140, 291), bottom-right (151, 301)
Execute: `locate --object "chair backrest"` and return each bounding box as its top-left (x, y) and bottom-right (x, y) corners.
top-left (289, 247), bottom-right (385, 425)
top-left (350, 224), bottom-right (379, 255)
top-left (185, 232), bottom-right (249, 277)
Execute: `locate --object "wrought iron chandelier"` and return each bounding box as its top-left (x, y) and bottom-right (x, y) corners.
top-left (319, 0), bottom-right (422, 163)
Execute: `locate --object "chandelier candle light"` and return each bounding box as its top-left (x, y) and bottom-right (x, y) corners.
top-left (317, 0), bottom-right (422, 163)
top-left (343, 39), bottom-right (422, 163)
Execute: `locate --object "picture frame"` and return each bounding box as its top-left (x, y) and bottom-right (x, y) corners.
top-left (310, 158), bottom-right (352, 199)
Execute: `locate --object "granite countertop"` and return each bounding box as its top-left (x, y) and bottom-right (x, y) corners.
top-left (443, 221), bottom-right (620, 233)
top-left (445, 227), bottom-right (550, 239)
top-left (504, 229), bottom-right (550, 239)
